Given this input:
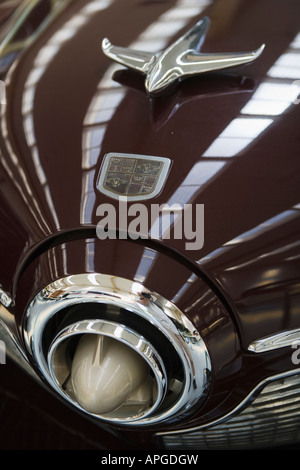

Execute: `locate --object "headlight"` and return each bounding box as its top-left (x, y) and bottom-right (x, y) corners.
top-left (23, 273), bottom-right (211, 426)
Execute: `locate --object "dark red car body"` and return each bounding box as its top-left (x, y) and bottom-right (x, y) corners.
top-left (0, 0), bottom-right (299, 450)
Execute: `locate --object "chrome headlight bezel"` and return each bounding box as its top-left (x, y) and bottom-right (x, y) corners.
top-left (23, 273), bottom-right (212, 426)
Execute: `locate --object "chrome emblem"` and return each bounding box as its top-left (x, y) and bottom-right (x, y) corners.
top-left (102, 17), bottom-right (265, 96)
top-left (97, 153), bottom-right (171, 200)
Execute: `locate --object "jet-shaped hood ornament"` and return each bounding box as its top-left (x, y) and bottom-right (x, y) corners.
top-left (102, 17), bottom-right (265, 96)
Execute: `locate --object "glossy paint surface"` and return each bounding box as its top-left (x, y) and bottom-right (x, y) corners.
top-left (0, 0), bottom-right (300, 441)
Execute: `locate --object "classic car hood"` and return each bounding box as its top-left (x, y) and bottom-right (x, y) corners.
top-left (0, 0), bottom-right (300, 349)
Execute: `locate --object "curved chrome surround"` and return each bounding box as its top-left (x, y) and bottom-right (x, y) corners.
top-left (248, 328), bottom-right (300, 353)
top-left (23, 273), bottom-right (211, 426)
top-left (0, 318), bottom-right (37, 377)
top-left (48, 319), bottom-right (167, 422)
top-left (102, 17), bottom-right (265, 96)
top-left (0, 286), bottom-right (12, 307)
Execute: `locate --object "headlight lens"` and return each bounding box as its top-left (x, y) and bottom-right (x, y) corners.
top-left (23, 273), bottom-right (212, 426)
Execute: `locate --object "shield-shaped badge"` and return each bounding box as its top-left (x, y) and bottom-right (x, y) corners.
top-left (97, 153), bottom-right (171, 201)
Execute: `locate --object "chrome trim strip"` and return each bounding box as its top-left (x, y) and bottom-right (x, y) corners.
top-left (0, 286), bottom-right (12, 307)
top-left (0, 0), bottom-right (70, 57)
top-left (248, 329), bottom-right (300, 353)
top-left (156, 367), bottom-right (300, 437)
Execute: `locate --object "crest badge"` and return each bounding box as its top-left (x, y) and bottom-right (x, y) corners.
top-left (97, 153), bottom-right (171, 201)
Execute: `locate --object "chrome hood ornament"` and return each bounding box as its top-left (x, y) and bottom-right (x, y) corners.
top-left (102, 17), bottom-right (265, 96)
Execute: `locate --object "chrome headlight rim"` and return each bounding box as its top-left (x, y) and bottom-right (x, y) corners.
top-left (23, 273), bottom-right (212, 426)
